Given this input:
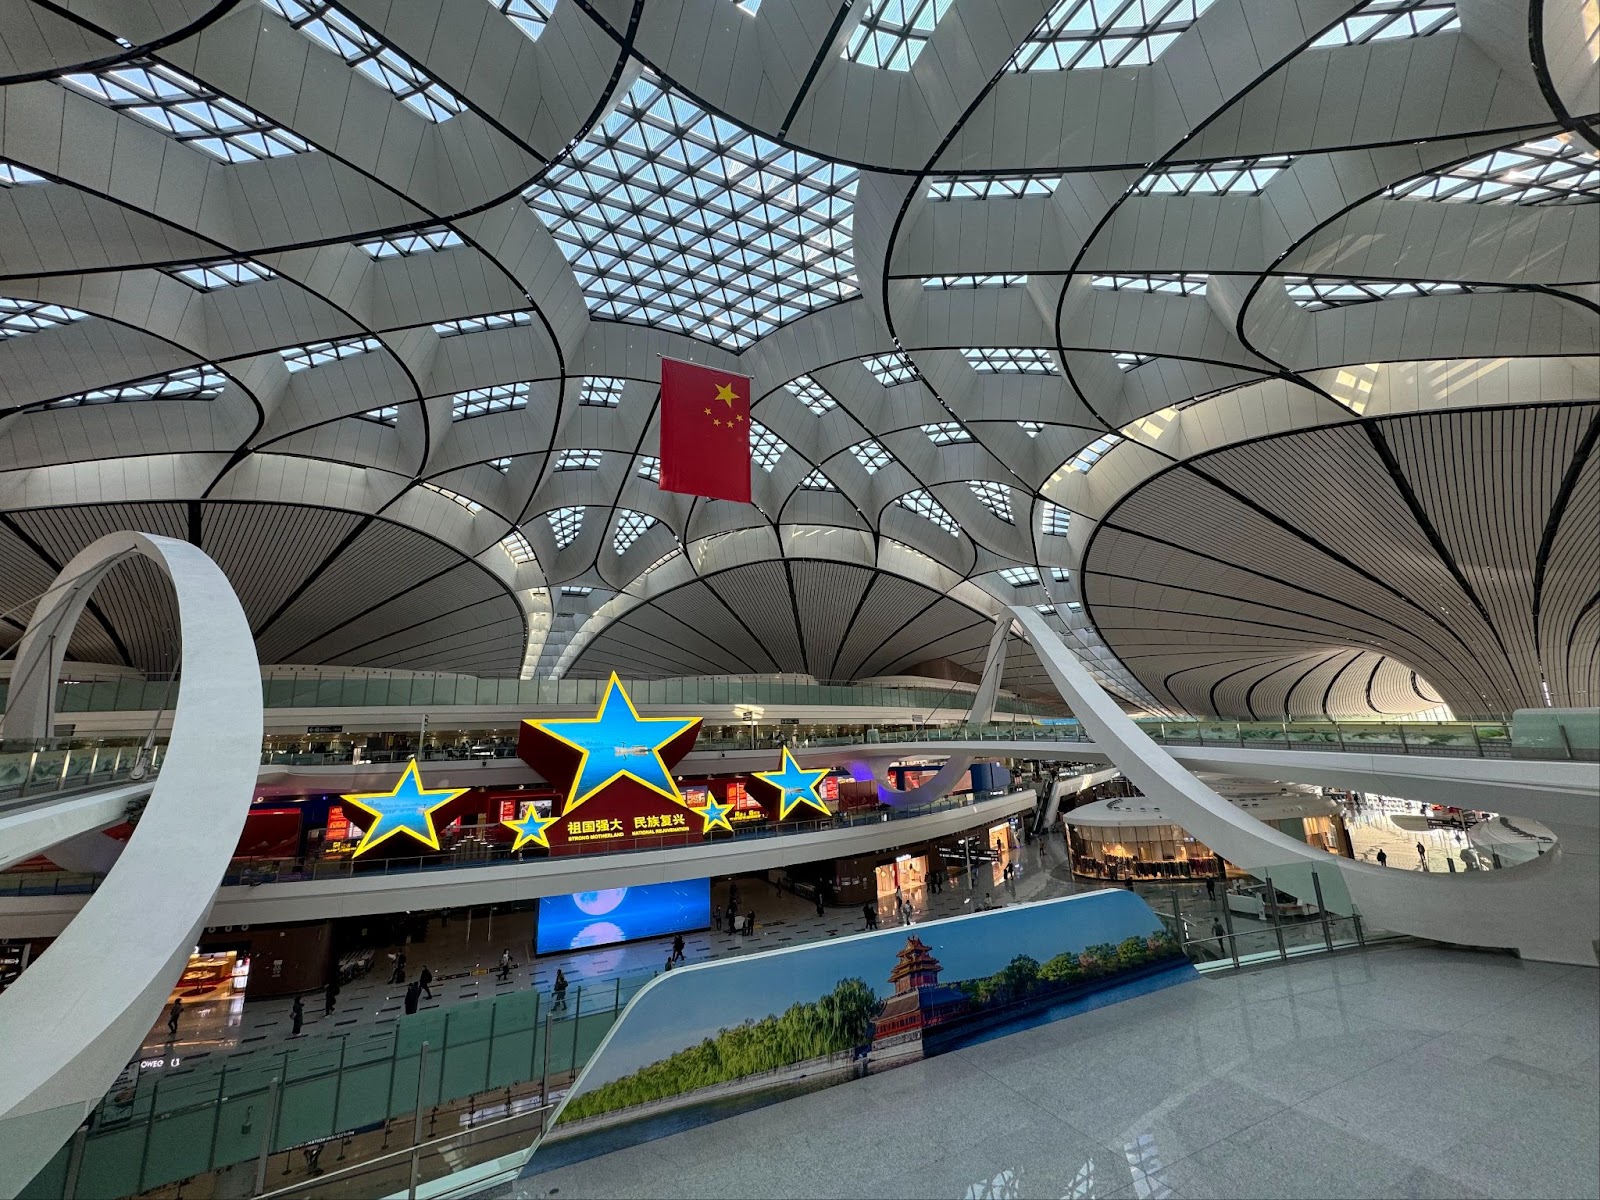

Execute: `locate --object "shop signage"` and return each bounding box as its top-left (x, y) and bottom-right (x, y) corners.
top-left (307, 724), bottom-right (344, 734)
top-left (506, 674), bottom-right (719, 850)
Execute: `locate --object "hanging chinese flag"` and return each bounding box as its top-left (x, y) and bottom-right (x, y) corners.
top-left (660, 356), bottom-right (752, 503)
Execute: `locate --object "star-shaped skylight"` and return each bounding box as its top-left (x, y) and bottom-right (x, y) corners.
top-left (528, 76), bottom-right (858, 350)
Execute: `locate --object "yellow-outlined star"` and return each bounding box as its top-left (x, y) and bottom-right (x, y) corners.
top-left (529, 673), bottom-right (699, 817)
top-left (714, 382), bottom-right (738, 407)
top-left (503, 808), bottom-right (561, 851)
top-left (754, 747), bottom-right (832, 821)
top-left (699, 794), bottom-right (734, 833)
top-left (340, 759), bottom-right (468, 857)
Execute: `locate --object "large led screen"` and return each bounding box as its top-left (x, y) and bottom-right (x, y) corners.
top-left (536, 879), bottom-right (711, 956)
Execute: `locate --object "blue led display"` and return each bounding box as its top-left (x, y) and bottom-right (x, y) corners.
top-left (536, 879), bottom-right (711, 955)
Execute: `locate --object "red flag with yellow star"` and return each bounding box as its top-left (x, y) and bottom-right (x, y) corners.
top-left (660, 356), bottom-right (752, 503)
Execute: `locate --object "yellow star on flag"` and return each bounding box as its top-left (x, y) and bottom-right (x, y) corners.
top-left (714, 382), bottom-right (738, 406)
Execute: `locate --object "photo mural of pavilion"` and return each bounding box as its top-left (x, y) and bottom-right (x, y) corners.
top-left (520, 891), bottom-right (1195, 1175)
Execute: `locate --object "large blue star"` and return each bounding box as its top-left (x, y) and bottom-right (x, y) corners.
top-left (341, 759), bottom-right (467, 856)
top-left (699, 795), bottom-right (734, 834)
top-left (755, 747), bottom-right (831, 821)
top-left (532, 674), bottom-right (699, 815)
top-left (504, 808), bottom-right (561, 851)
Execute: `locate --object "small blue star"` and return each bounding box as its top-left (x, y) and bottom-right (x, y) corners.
top-left (755, 747), bottom-right (831, 820)
top-left (504, 809), bottom-right (561, 851)
top-left (699, 795), bottom-right (734, 833)
top-left (341, 760), bottom-right (467, 856)
top-left (531, 674), bottom-right (700, 816)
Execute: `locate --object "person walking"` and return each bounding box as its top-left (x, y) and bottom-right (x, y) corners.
top-left (862, 901), bottom-right (876, 931)
top-left (404, 981), bottom-right (420, 1015)
top-left (1376, 847), bottom-right (1388, 867)
top-left (743, 910), bottom-right (756, 936)
top-left (324, 979), bottom-right (339, 1016)
top-left (552, 968), bottom-right (568, 1012)
top-left (671, 933), bottom-right (686, 964)
top-left (290, 995), bottom-right (304, 1037)
top-left (166, 996), bottom-right (183, 1040)
top-left (419, 965), bottom-right (434, 1000)
top-left (1205, 877), bottom-right (1217, 900)
top-left (1416, 841), bottom-right (1428, 869)
top-left (815, 895), bottom-right (825, 918)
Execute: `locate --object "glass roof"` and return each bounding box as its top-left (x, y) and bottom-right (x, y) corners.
top-left (1390, 135), bottom-right (1600, 205)
top-left (846, 0), bottom-right (953, 71)
top-left (800, 469), bottom-right (837, 491)
top-left (60, 61), bottom-right (310, 162)
top-left (927, 174), bottom-right (1057, 200)
top-left (850, 439), bottom-right (893, 474)
top-left (1093, 273), bottom-right (1208, 295)
top-left (580, 377), bottom-right (625, 407)
top-left (356, 405), bottom-right (398, 425)
top-left (451, 383), bottom-right (528, 420)
top-left (750, 422), bottom-right (789, 470)
top-left (613, 509), bottom-right (657, 554)
top-left (264, 0), bottom-right (467, 122)
top-left (1, 297), bottom-right (91, 339)
top-left (1010, 0), bottom-right (1217, 71)
top-left (168, 258), bottom-right (277, 290)
top-left (548, 506), bottom-right (584, 548)
top-left (554, 448), bottom-right (602, 471)
top-left (433, 310), bottom-right (533, 336)
top-left (971, 481), bottom-right (1015, 523)
top-left (421, 482), bottom-right (482, 512)
top-left (528, 75), bottom-right (858, 350)
top-left (1042, 503), bottom-right (1071, 535)
top-left (281, 336), bottom-right (381, 372)
top-left (1069, 433), bottom-right (1122, 471)
top-left (1282, 276), bottom-right (1508, 310)
top-left (0, 161), bottom-right (46, 186)
top-left (1311, 0), bottom-right (1458, 46)
top-left (897, 489), bottom-right (961, 535)
top-left (501, 529), bottom-right (537, 563)
top-left (861, 352), bottom-right (919, 385)
top-left (922, 273), bottom-right (1029, 289)
top-left (785, 374), bottom-right (837, 414)
top-left (494, 0), bottom-right (557, 40)
top-left (637, 456), bottom-right (661, 481)
top-left (1134, 155), bottom-right (1294, 195)
top-left (998, 565), bottom-right (1039, 585)
top-left (924, 421), bottom-right (972, 445)
top-left (963, 347), bottom-right (1057, 374)
top-left (359, 225), bottom-right (464, 259)
top-left (46, 365), bottom-right (226, 409)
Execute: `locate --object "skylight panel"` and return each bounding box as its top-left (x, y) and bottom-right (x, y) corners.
top-left (527, 75), bottom-right (858, 351)
top-left (613, 509), bottom-right (658, 554)
top-left (502, 529), bottom-right (536, 563)
top-left (451, 382), bottom-right (528, 420)
top-left (922, 273), bottom-right (1030, 289)
top-left (1049, 566), bottom-right (1071, 581)
top-left (264, 0), bottom-right (467, 121)
top-left (60, 61), bottom-right (310, 162)
top-left (1113, 351), bottom-right (1154, 371)
top-left (1134, 155), bottom-right (1294, 195)
top-left (732, 0), bottom-right (762, 14)
top-left (1017, 420), bottom-right (1045, 438)
top-left (1, 297), bottom-right (91, 339)
top-left (785, 374), bottom-right (837, 414)
top-left (642, 546), bottom-right (682, 574)
top-left (1069, 433), bottom-right (1122, 471)
top-left (862, 352), bottom-right (918, 385)
top-left (1311, 0), bottom-right (1458, 46)
top-left (927, 174), bottom-right (1058, 200)
top-left (850, 439), bottom-right (893, 474)
top-left (433, 310), bottom-right (534, 336)
top-left (1092, 273), bottom-right (1208, 296)
top-left (489, 457), bottom-right (514, 472)
top-left (0, 161), bottom-right (46, 186)
top-left (923, 421), bottom-right (972, 446)
top-left (356, 405), bottom-right (399, 425)
top-left (358, 224), bottom-right (464, 259)
top-left (1389, 134), bottom-right (1600, 205)
top-left (560, 585), bottom-right (593, 596)
top-left (1042, 504), bottom-right (1071, 536)
top-left (548, 506), bottom-right (584, 548)
top-left (169, 258), bottom-right (277, 290)
top-left (963, 347), bottom-right (1056, 374)
top-left (421, 482), bottom-right (482, 512)
top-left (280, 336), bottom-right (381, 371)
top-left (554, 448), bottom-right (602, 471)
top-left (46, 364), bottom-right (225, 409)
top-left (580, 376), bottom-right (625, 407)
top-left (799, 469), bottom-right (837, 491)
top-left (998, 566), bottom-right (1039, 586)
top-left (1281, 276), bottom-right (1508, 310)
top-left (637, 456), bottom-right (661, 482)
top-left (897, 489), bottom-right (961, 535)
top-left (845, 0), bottom-right (952, 71)
top-left (1034, 603), bottom-right (1057, 615)
top-left (1010, 0), bottom-right (1218, 71)
top-left (750, 422), bottom-right (788, 471)
top-left (493, 0), bottom-right (556, 40)
top-left (970, 481), bottom-right (1015, 524)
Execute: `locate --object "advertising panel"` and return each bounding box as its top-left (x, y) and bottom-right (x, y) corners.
top-left (535, 879), bottom-right (712, 955)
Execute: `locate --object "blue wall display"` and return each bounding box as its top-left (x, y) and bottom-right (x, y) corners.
top-left (536, 879), bottom-right (711, 955)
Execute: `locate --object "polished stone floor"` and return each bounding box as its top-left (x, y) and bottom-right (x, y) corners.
top-left (506, 945), bottom-right (1600, 1200)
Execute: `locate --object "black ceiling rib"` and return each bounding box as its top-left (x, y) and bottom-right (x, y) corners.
top-left (640, 605), bottom-right (763, 676)
top-left (1207, 658), bottom-right (1281, 720)
top-left (585, 622), bottom-right (734, 678)
top-left (1528, 0), bottom-right (1600, 154)
top-left (778, 2), bottom-right (855, 139)
top-left (1279, 651), bottom-right (1346, 721)
top-left (251, 515), bottom-right (377, 641)
top-left (1531, 407), bottom-right (1600, 648)
top-left (295, 594), bottom-right (515, 663)
top-left (779, 558), bottom-right (812, 678)
top-left (276, 562), bottom-right (486, 664)
top-left (1241, 656), bottom-right (1313, 721)
top-left (826, 568), bottom-right (887, 682)
top-left (834, 587), bottom-right (949, 682)
top-left (1319, 649), bottom-right (1368, 719)
top-left (0, 513), bottom-right (133, 667)
top-left (1160, 654), bottom-right (1275, 716)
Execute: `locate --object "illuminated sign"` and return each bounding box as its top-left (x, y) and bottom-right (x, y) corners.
top-left (750, 747), bottom-right (831, 821)
top-left (509, 674), bottom-right (715, 849)
top-left (339, 760), bottom-right (469, 856)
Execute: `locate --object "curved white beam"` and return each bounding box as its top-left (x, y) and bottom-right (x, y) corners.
top-left (1005, 604), bottom-right (1600, 967)
top-left (0, 532), bottom-right (262, 1197)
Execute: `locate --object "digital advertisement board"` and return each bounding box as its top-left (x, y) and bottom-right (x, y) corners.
top-left (536, 880), bottom-right (712, 956)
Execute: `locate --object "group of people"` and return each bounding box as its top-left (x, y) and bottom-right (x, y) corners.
top-left (722, 884), bottom-right (757, 937)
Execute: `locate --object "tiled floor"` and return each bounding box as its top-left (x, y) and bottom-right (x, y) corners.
top-left (134, 833), bottom-right (1070, 1065)
top-left (504, 944), bottom-right (1600, 1200)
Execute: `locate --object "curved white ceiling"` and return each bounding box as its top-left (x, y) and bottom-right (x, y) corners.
top-left (0, 0), bottom-right (1595, 718)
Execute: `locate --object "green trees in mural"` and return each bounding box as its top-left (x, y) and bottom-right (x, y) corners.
top-left (560, 978), bottom-right (878, 1123)
top-left (962, 933), bottom-right (1183, 1008)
